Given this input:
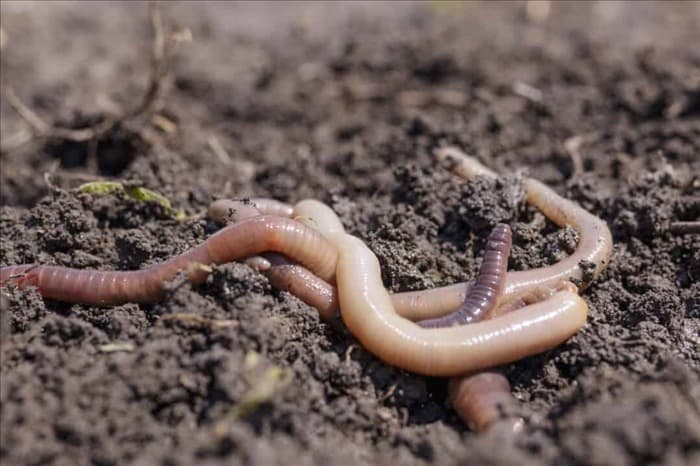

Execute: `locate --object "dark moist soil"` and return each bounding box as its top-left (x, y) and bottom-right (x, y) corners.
top-left (1, 2), bottom-right (699, 465)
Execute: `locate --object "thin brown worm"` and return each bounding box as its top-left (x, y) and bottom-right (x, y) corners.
top-left (0, 215), bottom-right (337, 305)
top-left (418, 223), bottom-right (512, 328)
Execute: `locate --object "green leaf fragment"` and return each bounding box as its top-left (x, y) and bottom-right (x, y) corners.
top-left (78, 181), bottom-right (186, 219)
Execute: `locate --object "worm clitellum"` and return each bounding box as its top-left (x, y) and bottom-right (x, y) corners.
top-left (0, 215), bottom-right (337, 305)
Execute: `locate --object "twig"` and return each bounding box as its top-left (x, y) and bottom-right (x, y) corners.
top-left (378, 383), bottom-right (398, 403)
top-left (125, 1), bottom-right (169, 119)
top-left (564, 135), bottom-right (585, 178)
top-left (1, 1), bottom-right (190, 145)
top-left (0, 127), bottom-right (33, 152)
top-left (161, 313), bottom-right (239, 329)
top-left (207, 135), bottom-right (232, 165)
top-left (669, 221), bottom-right (700, 235)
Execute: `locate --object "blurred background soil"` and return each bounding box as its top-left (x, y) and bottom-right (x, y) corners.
top-left (0, 2), bottom-right (699, 465)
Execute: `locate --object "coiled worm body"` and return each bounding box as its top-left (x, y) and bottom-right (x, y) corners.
top-left (329, 231), bottom-right (587, 376)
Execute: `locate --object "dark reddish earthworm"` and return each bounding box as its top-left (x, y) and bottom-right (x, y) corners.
top-left (417, 223), bottom-right (512, 328)
top-left (448, 371), bottom-right (523, 433)
top-left (262, 253), bottom-right (340, 322)
top-left (0, 216), bottom-right (337, 305)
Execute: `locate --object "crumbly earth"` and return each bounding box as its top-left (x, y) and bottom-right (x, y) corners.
top-left (1, 2), bottom-right (699, 465)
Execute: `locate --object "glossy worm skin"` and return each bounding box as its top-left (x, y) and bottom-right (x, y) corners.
top-left (262, 253), bottom-right (340, 322)
top-left (212, 183), bottom-right (604, 324)
top-left (330, 231), bottom-right (587, 376)
top-left (0, 216), bottom-right (337, 305)
top-left (209, 201), bottom-right (480, 323)
top-left (211, 199), bottom-right (522, 430)
top-left (447, 282), bottom-right (577, 432)
top-left (418, 223), bottom-right (512, 328)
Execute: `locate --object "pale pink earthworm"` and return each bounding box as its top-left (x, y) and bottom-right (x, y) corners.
top-left (209, 149), bottom-right (612, 323)
top-left (272, 199), bottom-right (576, 431)
top-left (211, 171), bottom-right (610, 324)
top-left (209, 172), bottom-right (606, 327)
top-left (332, 232), bottom-right (586, 376)
top-left (266, 198), bottom-right (589, 377)
top-left (0, 215), bottom-right (337, 305)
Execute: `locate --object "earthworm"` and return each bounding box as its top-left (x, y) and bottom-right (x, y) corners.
top-left (208, 198), bottom-right (293, 223)
top-left (209, 201), bottom-right (481, 323)
top-left (417, 223), bottom-right (512, 328)
top-left (0, 215), bottom-right (337, 305)
top-left (448, 371), bottom-right (523, 433)
top-left (262, 253), bottom-right (340, 322)
top-left (212, 174), bottom-right (607, 323)
top-left (390, 147), bottom-right (613, 320)
top-left (208, 198), bottom-right (341, 321)
top-left (211, 176), bottom-right (601, 326)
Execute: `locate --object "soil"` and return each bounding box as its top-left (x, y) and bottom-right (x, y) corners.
top-left (1, 2), bottom-right (699, 465)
